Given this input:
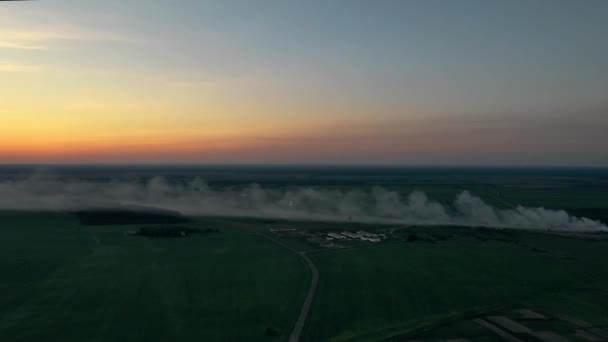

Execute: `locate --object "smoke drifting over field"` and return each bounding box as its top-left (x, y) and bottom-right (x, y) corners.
top-left (0, 176), bottom-right (605, 232)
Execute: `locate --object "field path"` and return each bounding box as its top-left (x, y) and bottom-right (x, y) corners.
top-left (288, 252), bottom-right (318, 342)
top-left (388, 225), bottom-right (410, 240)
top-left (258, 234), bottom-right (319, 342)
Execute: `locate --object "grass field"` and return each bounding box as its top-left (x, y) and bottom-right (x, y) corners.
top-left (1, 178), bottom-right (608, 342)
top-left (302, 227), bottom-right (608, 341)
top-left (0, 212), bottom-right (309, 342)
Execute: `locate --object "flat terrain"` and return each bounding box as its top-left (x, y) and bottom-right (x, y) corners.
top-left (1, 167), bottom-right (608, 341)
top-left (2, 212), bottom-right (608, 341)
top-left (301, 227), bottom-right (608, 341)
top-left (0, 212), bottom-right (309, 342)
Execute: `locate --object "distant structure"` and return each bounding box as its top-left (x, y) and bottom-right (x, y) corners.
top-left (327, 232), bottom-right (346, 240)
top-left (357, 230), bottom-right (379, 238)
top-left (341, 231), bottom-right (362, 239)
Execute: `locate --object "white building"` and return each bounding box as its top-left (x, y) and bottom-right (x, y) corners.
top-left (328, 232), bottom-right (346, 240)
top-left (357, 230), bottom-right (379, 238)
top-left (341, 231), bottom-right (362, 239)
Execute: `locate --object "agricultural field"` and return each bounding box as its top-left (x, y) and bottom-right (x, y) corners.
top-left (302, 227), bottom-right (608, 341)
top-left (1, 167), bottom-right (608, 341)
top-left (2, 209), bottom-right (608, 341)
top-left (0, 212), bottom-right (309, 342)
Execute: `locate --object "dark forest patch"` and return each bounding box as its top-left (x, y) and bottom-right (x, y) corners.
top-left (130, 226), bottom-right (218, 238)
top-left (75, 207), bottom-right (190, 226)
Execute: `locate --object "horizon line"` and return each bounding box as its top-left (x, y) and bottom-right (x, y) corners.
top-left (0, 163), bottom-right (607, 169)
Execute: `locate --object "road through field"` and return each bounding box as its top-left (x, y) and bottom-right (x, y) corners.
top-left (289, 252), bottom-right (318, 342)
top-left (261, 225), bottom-right (411, 341)
top-left (258, 233), bottom-right (319, 342)
top-left (389, 225), bottom-right (410, 240)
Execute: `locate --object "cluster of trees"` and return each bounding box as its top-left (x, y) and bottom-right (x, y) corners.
top-left (76, 208), bottom-right (189, 226)
top-left (134, 226), bottom-right (218, 238)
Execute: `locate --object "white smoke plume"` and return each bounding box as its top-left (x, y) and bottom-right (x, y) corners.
top-left (0, 176), bottom-right (605, 232)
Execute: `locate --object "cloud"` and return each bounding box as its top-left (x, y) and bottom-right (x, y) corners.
top-left (0, 61), bottom-right (41, 72)
top-left (0, 27), bottom-right (141, 50)
top-left (0, 176), bottom-right (605, 232)
top-left (0, 41), bottom-right (47, 50)
top-left (164, 79), bottom-right (219, 88)
top-left (0, 29), bottom-right (72, 50)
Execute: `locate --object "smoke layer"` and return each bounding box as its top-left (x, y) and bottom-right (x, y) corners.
top-left (0, 176), bottom-right (605, 232)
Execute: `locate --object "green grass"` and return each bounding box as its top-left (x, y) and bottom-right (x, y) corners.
top-left (0, 213), bottom-right (309, 342)
top-left (2, 210), bottom-right (608, 342)
top-left (302, 230), bottom-right (608, 341)
top-left (0, 212), bottom-right (93, 317)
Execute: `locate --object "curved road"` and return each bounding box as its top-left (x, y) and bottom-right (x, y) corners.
top-left (289, 251), bottom-right (318, 342)
top-left (258, 234), bottom-right (319, 342)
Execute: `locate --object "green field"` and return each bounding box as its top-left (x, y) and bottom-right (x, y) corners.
top-left (1, 210), bottom-right (608, 341)
top-left (0, 212), bottom-right (309, 342)
top-left (302, 227), bottom-right (608, 341)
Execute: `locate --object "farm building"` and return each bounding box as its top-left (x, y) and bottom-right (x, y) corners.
top-left (328, 232), bottom-right (346, 240)
top-left (357, 230), bottom-right (379, 238)
top-left (341, 231), bottom-right (362, 239)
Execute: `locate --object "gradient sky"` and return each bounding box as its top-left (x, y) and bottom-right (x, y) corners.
top-left (1, 0), bottom-right (607, 165)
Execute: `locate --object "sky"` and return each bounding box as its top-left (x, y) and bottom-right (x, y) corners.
top-left (1, 0), bottom-right (607, 166)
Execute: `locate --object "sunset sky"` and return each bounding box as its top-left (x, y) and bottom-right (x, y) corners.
top-left (1, 0), bottom-right (607, 165)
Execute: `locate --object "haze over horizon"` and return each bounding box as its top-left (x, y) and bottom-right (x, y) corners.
top-left (2, 0), bottom-right (607, 166)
